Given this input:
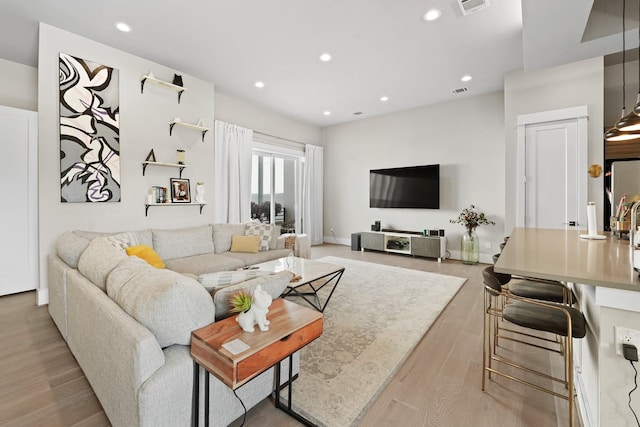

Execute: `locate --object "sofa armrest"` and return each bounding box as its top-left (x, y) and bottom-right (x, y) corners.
top-left (65, 269), bottom-right (165, 427)
top-left (48, 254), bottom-right (69, 340)
top-left (276, 233), bottom-right (311, 259)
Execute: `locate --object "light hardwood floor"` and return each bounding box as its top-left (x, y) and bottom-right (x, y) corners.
top-left (1, 244), bottom-right (577, 426)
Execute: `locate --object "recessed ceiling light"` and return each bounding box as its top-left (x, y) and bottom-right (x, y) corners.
top-left (254, 81), bottom-right (265, 88)
top-left (380, 96), bottom-right (389, 102)
top-left (319, 53), bottom-right (332, 62)
top-left (323, 111), bottom-right (331, 116)
top-left (423, 9), bottom-right (441, 22)
top-left (115, 22), bottom-right (132, 33)
top-left (461, 75), bottom-right (473, 82)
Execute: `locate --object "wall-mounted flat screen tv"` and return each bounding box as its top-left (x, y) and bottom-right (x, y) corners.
top-left (370, 164), bottom-right (440, 209)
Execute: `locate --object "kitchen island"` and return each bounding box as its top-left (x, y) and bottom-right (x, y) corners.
top-left (495, 227), bottom-right (640, 427)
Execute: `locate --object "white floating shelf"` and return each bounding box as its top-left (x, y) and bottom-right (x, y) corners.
top-left (169, 120), bottom-right (211, 142)
top-left (142, 161), bottom-right (188, 178)
top-left (140, 74), bottom-right (186, 103)
top-left (144, 202), bottom-right (207, 216)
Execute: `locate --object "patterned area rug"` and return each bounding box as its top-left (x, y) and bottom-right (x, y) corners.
top-left (283, 256), bottom-right (466, 426)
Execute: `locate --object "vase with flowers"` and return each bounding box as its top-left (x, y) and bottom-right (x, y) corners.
top-left (450, 204), bottom-right (495, 265)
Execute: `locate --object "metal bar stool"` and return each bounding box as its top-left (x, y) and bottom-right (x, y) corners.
top-left (482, 266), bottom-right (586, 426)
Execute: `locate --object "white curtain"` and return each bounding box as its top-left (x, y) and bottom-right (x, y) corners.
top-left (213, 120), bottom-right (253, 223)
top-left (303, 144), bottom-right (324, 245)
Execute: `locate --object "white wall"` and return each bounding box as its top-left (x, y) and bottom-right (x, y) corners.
top-left (38, 24), bottom-right (217, 300)
top-left (322, 92), bottom-right (506, 262)
top-left (504, 57), bottom-right (605, 232)
top-left (214, 91), bottom-right (321, 145)
top-left (37, 24), bottom-right (320, 301)
top-left (0, 58), bottom-right (37, 111)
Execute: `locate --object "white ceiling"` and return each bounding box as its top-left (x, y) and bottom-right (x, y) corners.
top-left (0, 0), bottom-right (633, 127)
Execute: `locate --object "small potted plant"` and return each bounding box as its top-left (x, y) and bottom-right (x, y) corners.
top-left (229, 290), bottom-right (252, 314)
top-left (450, 204), bottom-right (495, 264)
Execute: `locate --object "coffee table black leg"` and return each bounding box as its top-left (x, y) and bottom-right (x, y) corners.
top-left (192, 361), bottom-right (199, 427)
top-left (274, 355), bottom-right (316, 426)
top-left (284, 269), bottom-right (344, 312)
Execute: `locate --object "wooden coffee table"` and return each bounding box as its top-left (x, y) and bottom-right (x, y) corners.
top-left (191, 298), bottom-right (323, 426)
top-left (252, 257), bottom-right (345, 312)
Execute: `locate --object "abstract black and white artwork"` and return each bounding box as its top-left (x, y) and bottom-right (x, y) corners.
top-left (59, 53), bottom-right (120, 202)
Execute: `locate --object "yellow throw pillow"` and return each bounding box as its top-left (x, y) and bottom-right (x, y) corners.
top-left (125, 244), bottom-right (166, 269)
top-left (230, 234), bottom-right (260, 254)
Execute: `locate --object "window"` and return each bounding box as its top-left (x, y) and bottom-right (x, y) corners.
top-left (251, 150), bottom-right (303, 234)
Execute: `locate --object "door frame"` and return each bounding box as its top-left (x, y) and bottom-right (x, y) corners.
top-left (515, 105), bottom-right (589, 228)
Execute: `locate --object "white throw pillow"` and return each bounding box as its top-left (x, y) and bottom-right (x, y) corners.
top-left (245, 222), bottom-right (273, 252)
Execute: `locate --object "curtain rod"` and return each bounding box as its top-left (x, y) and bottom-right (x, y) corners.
top-left (253, 130), bottom-right (306, 147)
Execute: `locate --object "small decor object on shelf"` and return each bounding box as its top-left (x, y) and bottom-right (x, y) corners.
top-left (170, 178), bottom-right (190, 203)
top-left (195, 182), bottom-right (205, 203)
top-left (450, 204), bottom-right (495, 265)
top-left (172, 74), bottom-right (183, 87)
top-left (232, 285), bottom-right (272, 333)
top-left (145, 149), bottom-right (156, 162)
top-left (176, 149), bottom-right (186, 165)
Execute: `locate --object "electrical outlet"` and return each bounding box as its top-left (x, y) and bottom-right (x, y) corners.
top-left (330, 228), bottom-right (334, 233)
top-left (485, 241), bottom-right (491, 249)
top-left (615, 326), bottom-right (640, 356)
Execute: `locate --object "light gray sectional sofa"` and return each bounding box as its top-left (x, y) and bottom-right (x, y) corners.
top-left (47, 223), bottom-right (309, 427)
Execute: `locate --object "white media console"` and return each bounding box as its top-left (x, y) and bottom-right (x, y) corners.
top-left (360, 230), bottom-right (447, 262)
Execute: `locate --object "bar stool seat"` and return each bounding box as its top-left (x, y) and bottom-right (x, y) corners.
top-left (503, 301), bottom-right (586, 338)
top-left (509, 279), bottom-right (576, 304)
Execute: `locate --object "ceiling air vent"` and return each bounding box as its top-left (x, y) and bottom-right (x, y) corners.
top-left (458, 0), bottom-right (490, 16)
top-left (451, 87), bottom-right (469, 95)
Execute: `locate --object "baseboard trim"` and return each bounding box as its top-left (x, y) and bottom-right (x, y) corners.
top-left (37, 288), bottom-right (49, 306)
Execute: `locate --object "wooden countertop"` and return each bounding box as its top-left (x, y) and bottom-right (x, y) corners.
top-left (494, 227), bottom-right (640, 292)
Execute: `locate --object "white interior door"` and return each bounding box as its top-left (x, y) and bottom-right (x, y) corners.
top-left (0, 106), bottom-right (38, 296)
top-left (525, 119), bottom-right (579, 229)
top-left (516, 106), bottom-right (588, 230)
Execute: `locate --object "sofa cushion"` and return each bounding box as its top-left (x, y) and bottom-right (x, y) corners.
top-left (212, 223), bottom-right (247, 254)
top-left (270, 225), bottom-right (281, 250)
top-left (198, 270), bottom-right (274, 292)
top-left (230, 235), bottom-right (260, 253)
top-left (245, 222), bottom-right (273, 252)
top-left (77, 237), bottom-right (128, 291)
top-left (126, 245), bottom-right (165, 269)
top-left (211, 271), bottom-right (292, 320)
top-left (105, 230), bottom-right (153, 249)
top-left (56, 231), bottom-right (92, 269)
top-left (163, 252), bottom-right (245, 275)
top-left (152, 225), bottom-right (214, 260)
top-left (56, 230), bottom-right (153, 269)
top-left (107, 257), bottom-right (215, 348)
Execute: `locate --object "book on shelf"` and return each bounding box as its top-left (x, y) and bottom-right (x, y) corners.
top-left (150, 186), bottom-right (168, 204)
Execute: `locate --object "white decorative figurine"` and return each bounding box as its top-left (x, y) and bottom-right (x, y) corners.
top-left (195, 182), bottom-right (205, 203)
top-left (236, 285), bottom-right (272, 332)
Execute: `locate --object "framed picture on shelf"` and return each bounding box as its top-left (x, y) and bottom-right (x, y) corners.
top-left (170, 178), bottom-right (190, 203)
